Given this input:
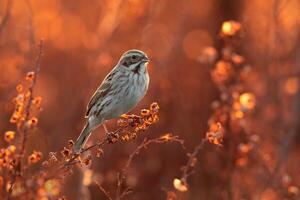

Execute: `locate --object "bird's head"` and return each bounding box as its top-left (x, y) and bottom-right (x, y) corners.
top-left (118, 49), bottom-right (149, 73)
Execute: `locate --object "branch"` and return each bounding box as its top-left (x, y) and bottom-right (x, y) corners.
top-left (6, 40), bottom-right (44, 199)
top-left (115, 134), bottom-right (184, 200)
top-left (180, 138), bottom-right (207, 182)
top-left (19, 40), bottom-right (44, 157)
top-left (125, 134), bottom-right (184, 171)
top-left (95, 181), bottom-right (113, 200)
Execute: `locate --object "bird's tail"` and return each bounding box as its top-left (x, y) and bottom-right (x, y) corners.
top-left (74, 123), bottom-right (93, 153)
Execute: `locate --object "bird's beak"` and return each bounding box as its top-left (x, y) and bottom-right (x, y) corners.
top-left (142, 56), bottom-right (149, 63)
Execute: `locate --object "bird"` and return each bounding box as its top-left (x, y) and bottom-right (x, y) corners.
top-left (74, 49), bottom-right (150, 152)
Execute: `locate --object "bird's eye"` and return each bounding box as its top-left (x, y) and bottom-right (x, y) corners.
top-left (131, 55), bottom-right (137, 60)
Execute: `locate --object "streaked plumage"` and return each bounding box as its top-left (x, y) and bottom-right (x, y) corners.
top-left (74, 49), bottom-right (150, 152)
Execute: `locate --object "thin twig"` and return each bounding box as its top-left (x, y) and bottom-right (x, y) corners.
top-left (95, 181), bottom-right (113, 200)
top-left (125, 135), bottom-right (184, 170)
top-left (19, 40), bottom-right (44, 158)
top-left (180, 138), bottom-right (207, 182)
top-left (6, 40), bottom-right (44, 200)
top-left (60, 128), bottom-right (124, 170)
top-left (45, 128), bottom-right (122, 181)
top-left (115, 134), bottom-right (184, 200)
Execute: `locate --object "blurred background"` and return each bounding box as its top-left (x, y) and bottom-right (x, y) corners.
top-left (0, 0), bottom-right (300, 199)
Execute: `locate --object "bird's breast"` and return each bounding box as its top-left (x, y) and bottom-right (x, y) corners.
top-left (101, 71), bottom-right (149, 120)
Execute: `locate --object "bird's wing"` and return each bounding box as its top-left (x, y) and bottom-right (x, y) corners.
top-left (85, 79), bottom-right (112, 117)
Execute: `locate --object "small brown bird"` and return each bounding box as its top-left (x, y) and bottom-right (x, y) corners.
top-left (74, 50), bottom-right (150, 152)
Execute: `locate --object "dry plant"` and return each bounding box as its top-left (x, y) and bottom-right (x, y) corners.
top-left (166, 20), bottom-right (256, 199)
top-left (0, 40), bottom-right (44, 200)
top-left (0, 39), bottom-right (175, 199)
top-left (95, 133), bottom-right (185, 200)
top-left (166, 20), bottom-right (299, 200)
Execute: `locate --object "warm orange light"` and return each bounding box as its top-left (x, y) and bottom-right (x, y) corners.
top-left (288, 186), bottom-right (299, 195)
top-left (239, 93), bottom-right (256, 110)
top-left (161, 133), bottom-right (172, 141)
top-left (7, 145), bottom-right (16, 153)
top-left (284, 77), bottom-right (299, 95)
top-left (212, 61), bottom-right (232, 84)
top-left (26, 71), bottom-right (35, 81)
top-left (238, 143), bottom-right (252, 153)
top-left (173, 178), bottom-right (188, 192)
top-left (28, 151), bottom-right (43, 164)
top-left (221, 20), bottom-right (241, 36)
top-left (234, 110), bottom-right (244, 119)
top-left (27, 117), bottom-right (39, 128)
top-left (206, 122), bottom-right (223, 146)
top-left (236, 157), bottom-right (248, 167)
top-left (4, 131), bottom-right (15, 143)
